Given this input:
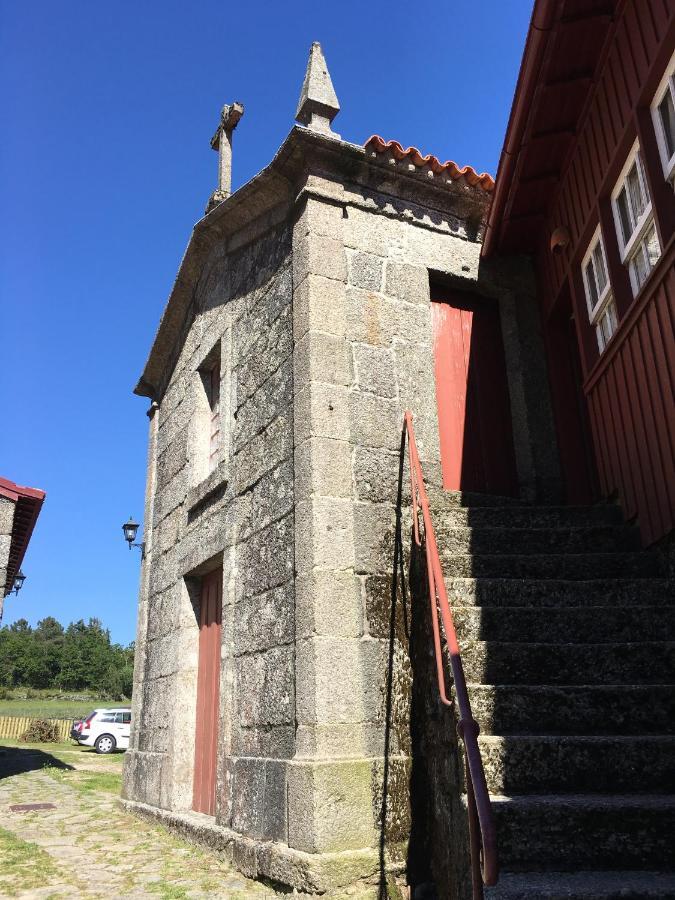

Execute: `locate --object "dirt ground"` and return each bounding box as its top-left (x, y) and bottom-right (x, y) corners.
top-left (0, 743), bottom-right (284, 899)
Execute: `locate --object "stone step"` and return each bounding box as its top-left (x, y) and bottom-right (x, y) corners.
top-left (461, 641), bottom-right (675, 685)
top-left (434, 504), bottom-right (624, 529)
top-left (489, 794), bottom-right (675, 871)
top-left (454, 606), bottom-right (675, 643)
top-left (440, 552), bottom-right (663, 580)
top-left (477, 735), bottom-right (675, 795)
top-left (444, 578), bottom-right (673, 608)
top-left (484, 870), bottom-right (675, 899)
top-left (435, 526), bottom-right (638, 556)
top-left (467, 684), bottom-right (675, 736)
top-left (427, 489), bottom-right (525, 509)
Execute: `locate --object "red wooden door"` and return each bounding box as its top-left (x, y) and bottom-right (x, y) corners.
top-left (193, 568), bottom-right (222, 816)
top-left (432, 288), bottom-right (518, 496)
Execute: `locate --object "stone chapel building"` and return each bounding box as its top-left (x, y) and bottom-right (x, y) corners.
top-left (123, 14), bottom-right (675, 899)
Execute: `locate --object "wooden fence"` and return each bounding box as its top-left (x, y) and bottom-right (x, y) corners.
top-left (0, 715), bottom-right (72, 742)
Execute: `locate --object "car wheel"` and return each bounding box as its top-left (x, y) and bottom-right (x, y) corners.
top-left (94, 734), bottom-right (116, 754)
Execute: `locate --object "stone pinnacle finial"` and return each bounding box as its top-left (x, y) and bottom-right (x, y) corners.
top-left (295, 42), bottom-right (340, 137)
top-left (206, 101), bottom-right (244, 214)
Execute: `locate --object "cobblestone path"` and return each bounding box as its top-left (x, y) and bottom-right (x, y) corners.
top-left (0, 746), bottom-right (282, 899)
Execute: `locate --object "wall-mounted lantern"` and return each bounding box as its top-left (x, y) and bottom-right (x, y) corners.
top-left (10, 570), bottom-right (26, 595)
top-left (122, 517), bottom-right (145, 559)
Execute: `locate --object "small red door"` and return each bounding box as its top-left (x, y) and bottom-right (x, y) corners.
top-left (193, 568), bottom-right (222, 816)
top-left (432, 287), bottom-right (518, 496)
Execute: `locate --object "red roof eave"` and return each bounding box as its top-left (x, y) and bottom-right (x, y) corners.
top-left (0, 477), bottom-right (46, 598)
top-left (482, 0), bottom-right (559, 257)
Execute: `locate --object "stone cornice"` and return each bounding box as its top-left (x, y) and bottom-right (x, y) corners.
top-left (134, 126), bottom-right (489, 399)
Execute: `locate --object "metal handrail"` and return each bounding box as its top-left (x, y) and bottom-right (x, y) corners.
top-left (403, 411), bottom-right (498, 898)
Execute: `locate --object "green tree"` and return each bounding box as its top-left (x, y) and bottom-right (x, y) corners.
top-left (0, 615), bottom-right (134, 697)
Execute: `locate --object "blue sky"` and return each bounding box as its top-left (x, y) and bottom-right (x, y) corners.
top-left (0, 1), bottom-right (532, 644)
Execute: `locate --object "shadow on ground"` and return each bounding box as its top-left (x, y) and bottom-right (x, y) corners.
top-left (0, 745), bottom-right (74, 779)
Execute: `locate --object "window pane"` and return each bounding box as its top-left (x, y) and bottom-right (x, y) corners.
top-left (659, 89), bottom-right (675, 158)
top-left (585, 259), bottom-right (599, 309)
top-left (627, 161), bottom-right (646, 222)
top-left (637, 151), bottom-right (650, 205)
top-left (617, 187), bottom-right (633, 246)
top-left (644, 224), bottom-right (661, 270)
top-left (592, 241), bottom-right (608, 294)
top-left (631, 244), bottom-right (649, 291)
top-left (596, 297), bottom-right (618, 353)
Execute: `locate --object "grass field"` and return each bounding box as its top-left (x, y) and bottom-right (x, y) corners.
top-left (0, 697), bottom-right (120, 719)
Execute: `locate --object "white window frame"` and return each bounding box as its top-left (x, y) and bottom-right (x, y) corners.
top-left (581, 226), bottom-right (618, 353)
top-left (650, 49), bottom-right (675, 184)
top-left (611, 141), bottom-right (662, 297)
top-left (582, 226), bottom-right (611, 321)
top-left (611, 141), bottom-right (653, 262)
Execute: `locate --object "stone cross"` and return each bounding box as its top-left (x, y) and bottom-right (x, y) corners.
top-left (206, 101), bottom-right (244, 213)
top-left (295, 43), bottom-right (340, 137)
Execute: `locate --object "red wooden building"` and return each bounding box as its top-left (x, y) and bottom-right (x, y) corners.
top-left (485, 0), bottom-right (675, 547)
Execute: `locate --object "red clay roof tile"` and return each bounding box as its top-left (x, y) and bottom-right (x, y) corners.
top-left (364, 135), bottom-right (495, 193)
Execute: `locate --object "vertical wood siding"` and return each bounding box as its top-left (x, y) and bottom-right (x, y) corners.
top-left (546, 0), bottom-right (672, 306)
top-left (585, 257), bottom-right (675, 544)
top-left (539, 0), bottom-right (675, 544)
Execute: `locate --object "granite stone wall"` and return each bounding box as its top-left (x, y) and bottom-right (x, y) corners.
top-left (123, 219), bottom-right (295, 843)
top-left (285, 169), bottom-right (560, 882)
top-left (124, 146), bottom-right (561, 894)
top-left (0, 497), bottom-right (16, 617)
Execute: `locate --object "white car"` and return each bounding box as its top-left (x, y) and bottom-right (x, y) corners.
top-left (76, 708), bottom-right (131, 754)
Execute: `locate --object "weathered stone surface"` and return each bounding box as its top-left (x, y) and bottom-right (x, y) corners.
top-left (349, 392), bottom-right (400, 451)
top-left (234, 582), bottom-right (294, 654)
top-left (294, 381), bottom-right (350, 443)
top-left (231, 724), bottom-right (295, 759)
top-left (0, 497), bottom-right (15, 534)
top-left (236, 645), bottom-right (294, 727)
top-left (352, 344), bottom-right (397, 397)
top-left (287, 759), bottom-right (379, 853)
top-left (352, 501), bottom-right (396, 575)
top-left (295, 636), bottom-right (386, 725)
top-left (238, 514), bottom-right (294, 597)
top-left (295, 568), bottom-right (362, 639)
top-left (353, 447), bottom-right (402, 504)
top-left (295, 329), bottom-right (350, 388)
top-left (239, 459), bottom-right (294, 539)
top-left (232, 414), bottom-right (292, 493)
top-left (295, 436), bottom-right (352, 500)
top-left (347, 250), bottom-right (384, 292)
top-left (295, 497), bottom-right (355, 572)
top-left (295, 197), bottom-right (344, 240)
top-left (229, 757), bottom-right (287, 841)
top-left (293, 274), bottom-right (347, 341)
top-left (346, 287), bottom-right (430, 348)
top-left (233, 357), bottom-right (293, 453)
top-left (293, 234), bottom-right (347, 287)
top-left (383, 261), bottom-right (429, 305)
top-left (295, 42), bottom-right (340, 135)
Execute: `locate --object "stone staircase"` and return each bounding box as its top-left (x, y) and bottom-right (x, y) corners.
top-left (431, 492), bottom-right (675, 900)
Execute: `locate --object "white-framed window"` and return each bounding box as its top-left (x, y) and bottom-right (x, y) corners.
top-left (582, 227), bottom-right (619, 353)
top-left (611, 142), bottom-right (662, 297)
top-left (651, 49), bottom-right (675, 185)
